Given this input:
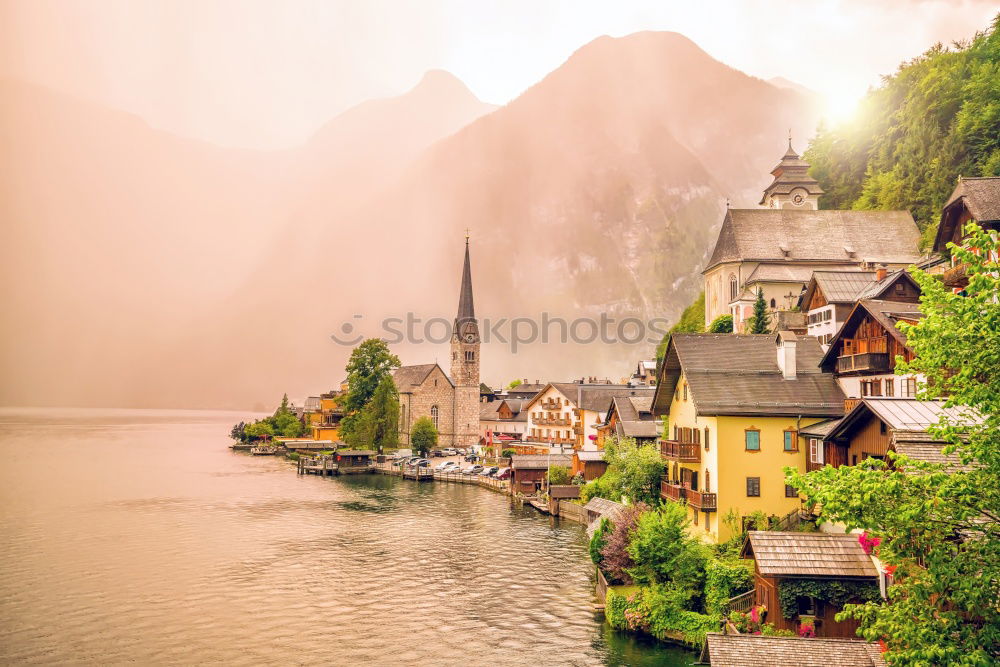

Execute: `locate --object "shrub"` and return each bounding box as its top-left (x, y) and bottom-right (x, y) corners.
top-left (708, 314), bottom-right (734, 333)
top-left (605, 588), bottom-right (630, 629)
top-left (704, 556), bottom-right (755, 616)
top-left (548, 465), bottom-right (572, 485)
top-left (589, 517), bottom-right (611, 566)
top-left (501, 448), bottom-right (515, 458)
top-left (626, 502), bottom-right (709, 600)
top-left (600, 504), bottom-right (646, 584)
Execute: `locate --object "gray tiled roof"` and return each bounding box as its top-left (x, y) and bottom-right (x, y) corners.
top-left (745, 264), bottom-right (819, 284)
top-left (744, 531), bottom-right (878, 578)
top-left (798, 417), bottom-right (841, 439)
top-left (811, 270), bottom-right (877, 303)
top-left (392, 364), bottom-right (451, 391)
top-left (575, 450), bottom-right (606, 462)
top-left (706, 634), bottom-right (886, 667)
top-left (618, 421), bottom-right (660, 438)
top-left (654, 334), bottom-right (845, 417)
top-left (546, 384), bottom-right (655, 412)
top-left (705, 208), bottom-right (920, 272)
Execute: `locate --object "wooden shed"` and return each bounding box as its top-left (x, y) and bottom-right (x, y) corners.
top-left (335, 449), bottom-right (375, 473)
top-left (571, 449), bottom-right (608, 481)
top-left (740, 531), bottom-right (880, 638)
top-left (509, 454), bottom-right (572, 494)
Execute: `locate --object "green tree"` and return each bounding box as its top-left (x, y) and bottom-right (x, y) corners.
top-left (344, 339), bottom-right (401, 414)
top-left (746, 288), bottom-right (770, 334)
top-left (410, 416), bottom-right (438, 457)
top-left (581, 436), bottom-right (664, 505)
top-left (589, 517), bottom-right (611, 566)
top-left (244, 421), bottom-right (274, 440)
top-left (627, 502), bottom-right (709, 598)
top-left (708, 314), bottom-right (733, 333)
top-left (548, 465), bottom-right (572, 485)
top-left (362, 375), bottom-right (400, 453)
top-left (507, 379), bottom-right (522, 389)
top-left (656, 292), bottom-right (705, 363)
top-left (786, 226), bottom-right (1000, 665)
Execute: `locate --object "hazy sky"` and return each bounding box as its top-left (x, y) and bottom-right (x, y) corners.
top-left (2, 0), bottom-right (997, 149)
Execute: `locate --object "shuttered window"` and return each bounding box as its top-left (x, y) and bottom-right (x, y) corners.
top-left (745, 429), bottom-right (760, 451)
top-left (746, 477), bottom-right (760, 497)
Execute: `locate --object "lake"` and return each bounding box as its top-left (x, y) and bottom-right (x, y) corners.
top-left (0, 408), bottom-right (694, 665)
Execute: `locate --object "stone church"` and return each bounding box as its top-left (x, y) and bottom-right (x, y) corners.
top-left (393, 238), bottom-right (481, 448)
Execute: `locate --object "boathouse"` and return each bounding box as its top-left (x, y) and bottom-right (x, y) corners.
top-left (336, 449), bottom-right (375, 473)
top-left (509, 454), bottom-right (572, 494)
top-left (740, 531), bottom-right (880, 638)
top-left (704, 634), bottom-right (886, 666)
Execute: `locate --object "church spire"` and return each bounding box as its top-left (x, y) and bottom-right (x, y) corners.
top-left (456, 235), bottom-right (475, 323)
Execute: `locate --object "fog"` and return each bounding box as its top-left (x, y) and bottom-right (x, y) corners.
top-left (1, 1), bottom-right (995, 409)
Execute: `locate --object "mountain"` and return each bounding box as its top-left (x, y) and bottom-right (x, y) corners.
top-left (1, 32), bottom-right (822, 408)
top-left (0, 75), bottom-right (495, 408)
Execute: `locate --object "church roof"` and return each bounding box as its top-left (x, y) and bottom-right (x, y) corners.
top-left (392, 364), bottom-right (453, 392)
top-left (705, 209), bottom-right (920, 273)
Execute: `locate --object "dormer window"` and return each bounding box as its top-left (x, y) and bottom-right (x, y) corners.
top-left (779, 244), bottom-right (790, 257)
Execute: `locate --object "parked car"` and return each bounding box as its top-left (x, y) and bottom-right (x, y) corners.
top-left (462, 464), bottom-right (484, 475)
top-left (415, 459), bottom-right (431, 468)
top-left (464, 454), bottom-right (479, 463)
top-left (435, 461), bottom-right (459, 472)
top-left (494, 468), bottom-right (510, 480)
top-left (456, 448), bottom-right (467, 456)
top-left (430, 450), bottom-right (445, 457)
top-left (405, 456), bottom-right (422, 466)
top-left (442, 448), bottom-right (458, 456)
top-left (479, 466), bottom-right (499, 477)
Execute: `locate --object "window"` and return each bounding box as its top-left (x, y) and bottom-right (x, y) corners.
top-left (683, 383), bottom-right (688, 401)
top-left (769, 298), bottom-right (776, 308)
top-left (785, 484), bottom-right (798, 498)
top-left (729, 274), bottom-right (738, 301)
top-left (894, 282), bottom-right (904, 294)
top-left (901, 378), bottom-right (917, 398)
top-left (746, 477), bottom-right (761, 497)
top-left (400, 404), bottom-right (407, 424)
top-left (430, 405), bottom-right (439, 428)
top-left (809, 438), bottom-right (824, 465)
top-left (465, 350), bottom-right (475, 362)
top-left (884, 379), bottom-right (895, 397)
top-left (880, 421), bottom-right (887, 435)
top-left (704, 469), bottom-right (711, 492)
top-left (745, 429), bottom-right (760, 451)
top-left (783, 430), bottom-right (798, 452)
top-left (704, 427), bottom-right (710, 451)
top-left (824, 310), bottom-right (832, 321)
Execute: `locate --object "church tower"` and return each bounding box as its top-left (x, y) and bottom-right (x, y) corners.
top-left (450, 235), bottom-right (480, 447)
top-left (760, 135), bottom-right (824, 210)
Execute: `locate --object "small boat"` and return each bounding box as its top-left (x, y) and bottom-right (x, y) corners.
top-left (249, 445), bottom-right (278, 455)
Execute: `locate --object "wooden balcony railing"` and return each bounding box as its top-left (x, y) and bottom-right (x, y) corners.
top-left (836, 352), bottom-right (890, 374)
top-left (660, 481), bottom-right (685, 502)
top-left (722, 590), bottom-right (756, 617)
top-left (942, 261), bottom-right (968, 287)
top-left (660, 439), bottom-right (701, 463)
top-left (686, 489), bottom-right (717, 512)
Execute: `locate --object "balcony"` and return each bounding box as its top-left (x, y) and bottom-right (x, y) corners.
top-left (836, 352), bottom-right (890, 374)
top-left (535, 417), bottom-right (571, 426)
top-left (686, 489), bottom-right (717, 512)
top-left (660, 439), bottom-right (701, 463)
top-left (942, 261), bottom-right (968, 288)
top-left (540, 399), bottom-right (561, 410)
top-left (660, 481), bottom-right (685, 503)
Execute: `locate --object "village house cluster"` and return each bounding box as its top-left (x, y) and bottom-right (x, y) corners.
top-left (281, 145), bottom-right (998, 664)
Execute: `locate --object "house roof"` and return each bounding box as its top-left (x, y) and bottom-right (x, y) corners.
top-left (549, 485), bottom-right (581, 499)
top-left (934, 177), bottom-right (1000, 252)
top-left (510, 454), bottom-right (573, 469)
top-left (890, 442), bottom-right (973, 473)
top-left (802, 270), bottom-right (876, 305)
top-left (798, 417), bottom-right (841, 439)
top-left (863, 398), bottom-right (979, 433)
top-left (742, 531), bottom-right (878, 579)
top-left (819, 300), bottom-right (924, 372)
top-left (705, 634), bottom-right (886, 667)
top-left (525, 383), bottom-right (654, 412)
top-left (617, 421), bottom-right (660, 439)
top-left (575, 450), bottom-right (606, 462)
top-left (652, 334), bottom-right (845, 417)
top-left (745, 264), bottom-right (819, 285)
top-left (584, 497), bottom-right (626, 521)
top-left (336, 450), bottom-right (375, 456)
top-left (392, 364), bottom-right (453, 391)
top-left (705, 208), bottom-right (920, 273)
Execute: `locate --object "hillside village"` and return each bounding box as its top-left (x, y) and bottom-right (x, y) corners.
top-left (234, 141), bottom-right (1000, 663)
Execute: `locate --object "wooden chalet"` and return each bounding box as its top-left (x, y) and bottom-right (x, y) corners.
top-left (705, 634), bottom-right (886, 667)
top-left (932, 176), bottom-right (1000, 290)
top-left (596, 395), bottom-right (659, 447)
top-left (818, 299), bottom-right (923, 400)
top-left (821, 398), bottom-right (979, 472)
top-left (741, 531), bottom-right (880, 638)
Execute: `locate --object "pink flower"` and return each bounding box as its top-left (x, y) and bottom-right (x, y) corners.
top-left (858, 531), bottom-right (882, 555)
top-left (798, 622), bottom-right (816, 638)
top-left (750, 606), bottom-right (760, 623)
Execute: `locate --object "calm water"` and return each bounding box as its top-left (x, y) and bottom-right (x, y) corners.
top-left (0, 408), bottom-right (694, 666)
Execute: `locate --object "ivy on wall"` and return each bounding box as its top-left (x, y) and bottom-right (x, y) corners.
top-left (777, 579), bottom-right (881, 620)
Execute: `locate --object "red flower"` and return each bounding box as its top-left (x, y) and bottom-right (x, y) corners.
top-left (879, 639), bottom-right (889, 654)
top-left (884, 564), bottom-right (897, 576)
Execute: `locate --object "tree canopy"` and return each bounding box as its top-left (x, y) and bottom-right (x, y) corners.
top-left (746, 288), bottom-right (770, 334)
top-left (805, 15), bottom-right (1000, 247)
top-left (344, 339), bottom-right (401, 414)
top-left (410, 416), bottom-right (438, 456)
top-left (656, 291), bottom-right (705, 363)
top-left (581, 436), bottom-right (664, 505)
top-left (708, 314), bottom-right (733, 334)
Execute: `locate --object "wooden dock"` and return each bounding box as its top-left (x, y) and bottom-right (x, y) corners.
top-left (402, 468), bottom-right (434, 481)
top-left (250, 445), bottom-right (279, 455)
top-left (297, 455), bottom-right (339, 476)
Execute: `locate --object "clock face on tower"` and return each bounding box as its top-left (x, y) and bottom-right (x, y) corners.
top-left (464, 332), bottom-right (476, 343)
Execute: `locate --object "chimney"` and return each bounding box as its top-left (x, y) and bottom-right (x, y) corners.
top-left (776, 331), bottom-right (797, 380)
top-left (875, 264), bottom-right (888, 282)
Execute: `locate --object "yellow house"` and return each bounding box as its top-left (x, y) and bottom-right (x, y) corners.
top-left (308, 390), bottom-right (346, 441)
top-left (652, 332), bottom-right (845, 543)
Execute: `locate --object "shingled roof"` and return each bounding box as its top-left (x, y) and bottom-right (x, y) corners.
top-left (705, 208), bottom-right (920, 273)
top-left (742, 531), bottom-right (879, 579)
top-left (653, 334), bottom-right (845, 417)
top-left (527, 383), bottom-right (654, 412)
top-left (934, 177), bottom-right (1000, 252)
top-left (510, 454), bottom-right (572, 469)
top-left (705, 634), bottom-right (886, 667)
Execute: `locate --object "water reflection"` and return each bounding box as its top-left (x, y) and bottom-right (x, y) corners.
top-left (0, 408), bottom-right (694, 665)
